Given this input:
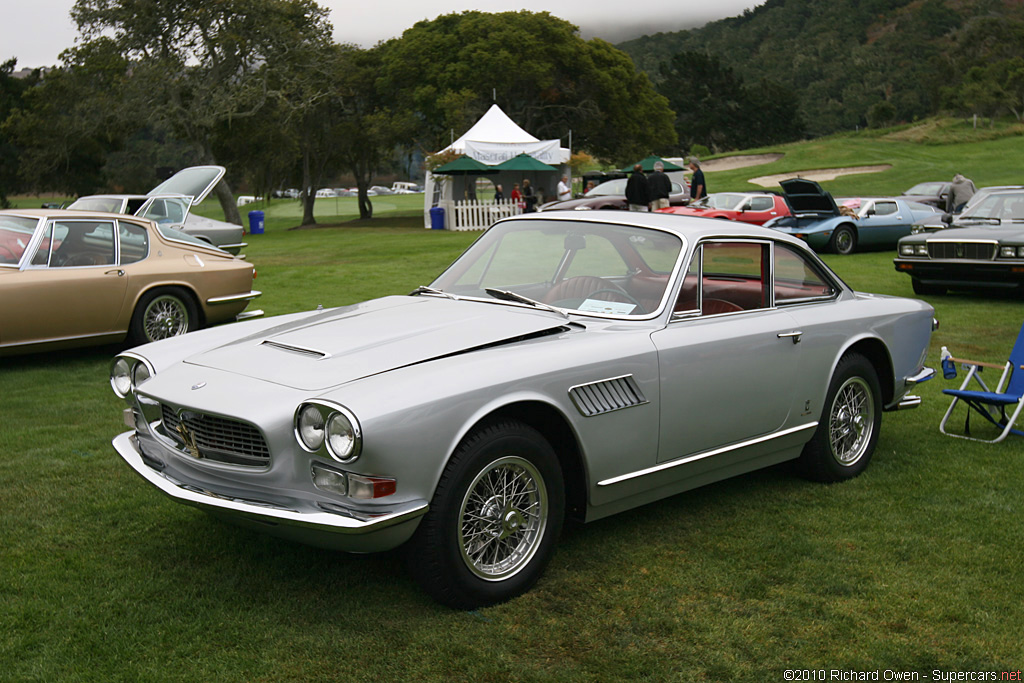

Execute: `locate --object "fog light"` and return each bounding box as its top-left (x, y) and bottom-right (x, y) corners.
top-left (348, 474), bottom-right (397, 499)
top-left (311, 462), bottom-right (348, 496)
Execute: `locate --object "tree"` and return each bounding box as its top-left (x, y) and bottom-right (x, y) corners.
top-left (69, 0), bottom-right (333, 224)
top-left (0, 59), bottom-right (37, 206)
top-left (657, 51), bottom-right (804, 153)
top-left (378, 11), bottom-right (676, 163)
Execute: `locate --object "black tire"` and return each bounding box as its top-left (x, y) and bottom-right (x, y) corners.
top-left (830, 224), bottom-right (857, 255)
top-left (797, 354), bottom-right (882, 482)
top-left (128, 287), bottom-right (198, 345)
top-left (911, 279), bottom-right (947, 296)
top-left (406, 419), bottom-right (565, 609)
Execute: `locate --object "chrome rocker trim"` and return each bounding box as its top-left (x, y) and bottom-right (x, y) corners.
top-left (207, 290), bottom-right (262, 305)
top-left (112, 431), bottom-right (429, 534)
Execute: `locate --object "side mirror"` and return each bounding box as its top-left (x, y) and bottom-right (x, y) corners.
top-left (941, 213), bottom-right (952, 225)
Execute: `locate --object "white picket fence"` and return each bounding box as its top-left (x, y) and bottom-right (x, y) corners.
top-left (450, 199), bottom-right (523, 231)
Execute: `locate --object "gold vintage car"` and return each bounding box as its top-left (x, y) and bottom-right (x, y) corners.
top-left (0, 209), bottom-right (262, 355)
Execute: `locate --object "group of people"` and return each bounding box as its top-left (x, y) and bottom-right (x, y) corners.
top-left (626, 158), bottom-right (706, 212)
top-left (494, 175), bottom-right (573, 212)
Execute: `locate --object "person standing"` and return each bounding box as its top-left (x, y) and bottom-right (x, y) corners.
top-left (688, 157), bottom-right (707, 202)
top-left (625, 164), bottom-right (649, 212)
top-left (494, 184), bottom-right (505, 201)
top-left (557, 175), bottom-right (572, 201)
top-left (647, 161), bottom-right (672, 211)
top-left (948, 173), bottom-right (977, 213)
top-left (522, 178), bottom-right (537, 212)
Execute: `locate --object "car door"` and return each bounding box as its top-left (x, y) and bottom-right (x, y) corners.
top-left (740, 195), bottom-right (784, 225)
top-left (5, 219), bottom-right (130, 345)
top-left (857, 199), bottom-right (907, 247)
top-left (651, 239), bottom-right (802, 465)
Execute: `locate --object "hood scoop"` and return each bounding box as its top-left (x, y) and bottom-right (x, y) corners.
top-left (260, 340), bottom-right (329, 359)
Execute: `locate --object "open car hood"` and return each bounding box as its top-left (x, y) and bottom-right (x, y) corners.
top-left (780, 178), bottom-right (839, 216)
top-left (147, 165), bottom-right (226, 206)
top-left (184, 295), bottom-right (570, 391)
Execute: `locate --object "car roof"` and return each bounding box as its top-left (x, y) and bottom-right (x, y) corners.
top-left (502, 209), bottom-right (807, 246)
top-left (0, 208), bottom-right (153, 223)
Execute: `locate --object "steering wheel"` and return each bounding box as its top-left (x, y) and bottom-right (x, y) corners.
top-left (546, 276), bottom-right (646, 314)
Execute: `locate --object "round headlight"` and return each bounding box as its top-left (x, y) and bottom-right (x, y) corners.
top-left (296, 405), bottom-right (326, 451)
top-left (111, 358), bottom-right (132, 397)
top-left (132, 362), bottom-right (151, 386)
top-left (326, 411), bottom-right (361, 461)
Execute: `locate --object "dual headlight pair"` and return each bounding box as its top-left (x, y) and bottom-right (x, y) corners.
top-left (899, 244), bottom-right (929, 257)
top-left (295, 402), bottom-right (362, 463)
top-left (110, 355), bottom-right (154, 399)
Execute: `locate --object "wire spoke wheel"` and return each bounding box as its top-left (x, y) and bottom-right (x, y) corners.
top-left (143, 294), bottom-right (190, 341)
top-left (458, 456), bottom-right (547, 581)
top-left (828, 377), bottom-right (875, 466)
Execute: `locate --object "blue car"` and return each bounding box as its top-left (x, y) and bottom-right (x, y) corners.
top-left (766, 178), bottom-right (943, 254)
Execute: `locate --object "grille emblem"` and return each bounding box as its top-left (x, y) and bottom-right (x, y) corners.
top-left (175, 420), bottom-right (202, 459)
top-left (956, 244), bottom-right (964, 258)
top-left (191, 382), bottom-right (207, 390)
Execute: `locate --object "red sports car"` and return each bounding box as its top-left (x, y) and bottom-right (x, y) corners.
top-left (659, 192), bottom-right (790, 225)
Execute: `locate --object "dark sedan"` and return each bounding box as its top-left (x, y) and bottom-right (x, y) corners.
top-left (900, 181), bottom-right (950, 209)
top-left (538, 178), bottom-right (689, 211)
top-left (895, 189), bottom-right (1024, 295)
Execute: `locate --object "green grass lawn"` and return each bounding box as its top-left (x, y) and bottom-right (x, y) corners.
top-left (3, 124), bottom-right (1024, 680)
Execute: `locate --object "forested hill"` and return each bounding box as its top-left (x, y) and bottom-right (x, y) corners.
top-left (617, 0), bottom-right (1024, 140)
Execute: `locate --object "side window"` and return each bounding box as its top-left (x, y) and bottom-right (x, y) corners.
top-left (873, 201), bottom-right (898, 216)
top-left (675, 241), bottom-right (768, 316)
top-left (50, 221), bottom-right (116, 267)
top-left (774, 244), bottom-right (837, 303)
top-left (749, 196), bottom-right (774, 211)
top-left (118, 221), bottom-right (149, 265)
top-left (30, 223), bottom-right (61, 266)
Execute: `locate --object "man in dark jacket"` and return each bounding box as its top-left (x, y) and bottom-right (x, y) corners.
top-left (647, 161), bottom-right (672, 210)
top-left (625, 164), bottom-right (649, 212)
top-left (688, 158), bottom-right (707, 201)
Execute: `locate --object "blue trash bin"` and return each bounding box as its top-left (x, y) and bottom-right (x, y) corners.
top-left (248, 210), bottom-right (265, 235)
top-left (429, 206), bottom-right (445, 230)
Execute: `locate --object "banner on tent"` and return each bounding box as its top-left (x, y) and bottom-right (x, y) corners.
top-left (463, 140), bottom-right (564, 165)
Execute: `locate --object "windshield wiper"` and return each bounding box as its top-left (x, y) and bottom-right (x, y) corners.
top-left (484, 288), bottom-right (568, 318)
top-left (410, 285), bottom-right (457, 300)
top-left (962, 216), bottom-right (1001, 224)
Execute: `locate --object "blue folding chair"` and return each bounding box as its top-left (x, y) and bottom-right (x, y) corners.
top-left (939, 323), bottom-right (1024, 443)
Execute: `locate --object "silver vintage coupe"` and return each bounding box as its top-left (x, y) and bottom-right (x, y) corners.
top-left (111, 212), bottom-right (936, 608)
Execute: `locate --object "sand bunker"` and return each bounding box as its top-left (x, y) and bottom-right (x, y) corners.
top-left (749, 164), bottom-right (892, 188)
top-left (700, 153), bottom-right (785, 172)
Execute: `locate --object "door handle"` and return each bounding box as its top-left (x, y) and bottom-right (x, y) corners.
top-left (105, 269), bottom-right (125, 277)
top-left (778, 331), bottom-right (802, 344)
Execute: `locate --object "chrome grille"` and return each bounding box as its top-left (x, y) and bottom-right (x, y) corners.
top-left (569, 375), bottom-right (648, 417)
top-left (161, 405), bottom-right (270, 467)
top-left (927, 242), bottom-right (996, 260)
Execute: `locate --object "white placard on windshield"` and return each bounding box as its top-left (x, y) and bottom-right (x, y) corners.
top-left (578, 299), bottom-right (637, 315)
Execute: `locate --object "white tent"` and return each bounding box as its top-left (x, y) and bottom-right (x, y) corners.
top-left (425, 104), bottom-right (570, 230)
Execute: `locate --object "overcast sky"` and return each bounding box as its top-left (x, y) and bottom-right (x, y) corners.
top-left (4, 0), bottom-right (761, 70)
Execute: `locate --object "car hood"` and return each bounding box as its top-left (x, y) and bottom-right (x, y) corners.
top-left (183, 295), bottom-right (571, 391)
top-left (916, 224), bottom-right (1024, 241)
top-left (779, 178), bottom-right (839, 216)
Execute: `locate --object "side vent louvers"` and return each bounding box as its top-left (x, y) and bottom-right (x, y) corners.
top-left (569, 375), bottom-right (648, 417)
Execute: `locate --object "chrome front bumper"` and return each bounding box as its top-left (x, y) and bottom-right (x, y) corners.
top-left (112, 431), bottom-right (429, 551)
top-left (884, 365), bottom-right (936, 412)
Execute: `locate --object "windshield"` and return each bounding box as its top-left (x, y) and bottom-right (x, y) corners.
top-left (67, 197), bottom-right (125, 213)
top-left (904, 182), bottom-right (945, 196)
top-left (0, 215), bottom-right (41, 265)
top-left (430, 219), bottom-right (684, 318)
top-left (694, 193), bottom-right (748, 210)
top-left (958, 191), bottom-right (1024, 224)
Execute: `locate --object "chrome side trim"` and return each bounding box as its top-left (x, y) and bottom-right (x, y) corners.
top-left (235, 309), bottom-right (264, 321)
top-left (906, 366), bottom-right (936, 385)
top-left (112, 431), bottom-right (429, 534)
top-left (206, 290), bottom-right (261, 305)
top-left (597, 422), bottom-right (818, 487)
